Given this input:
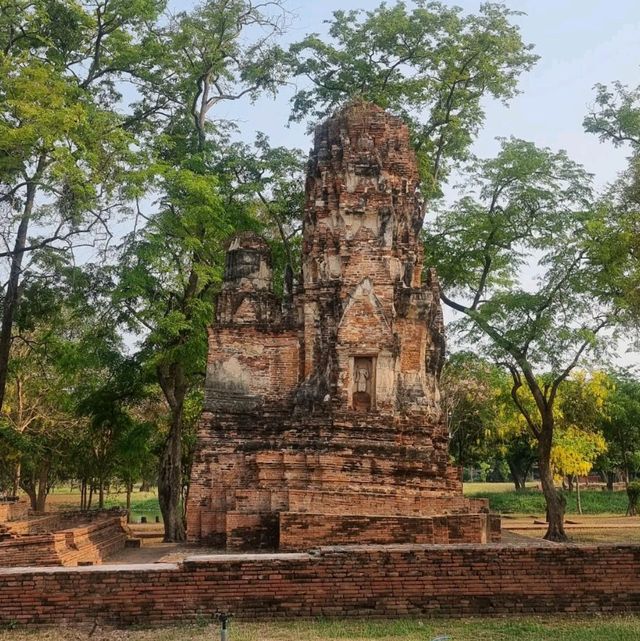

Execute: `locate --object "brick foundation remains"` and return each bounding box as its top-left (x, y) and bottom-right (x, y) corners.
top-left (1, 543), bottom-right (639, 626)
top-left (0, 500), bottom-right (29, 524)
top-left (0, 509), bottom-right (128, 567)
top-left (186, 101), bottom-right (499, 549)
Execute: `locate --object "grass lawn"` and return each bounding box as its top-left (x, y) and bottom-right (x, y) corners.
top-left (44, 488), bottom-right (162, 523)
top-left (3, 617), bottom-right (640, 640)
top-left (464, 483), bottom-right (629, 516)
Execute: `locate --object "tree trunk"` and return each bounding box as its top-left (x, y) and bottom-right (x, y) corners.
top-left (11, 462), bottom-right (20, 498)
top-left (24, 486), bottom-right (37, 511)
top-left (158, 405), bottom-right (186, 542)
top-left (98, 478), bottom-right (104, 509)
top-left (565, 475), bottom-right (574, 491)
top-left (35, 466), bottom-right (48, 513)
top-left (507, 460), bottom-right (524, 491)
top-left (538, 431), bottom-right (567, 542)
top-left (576, 475), bottom-right (582, 515)
top-left (606, 471), bottom-right (615, 491)
top-left (0, 165), bottom-right (43, 413)
top-left (126, 482), bottom-right (132, 523)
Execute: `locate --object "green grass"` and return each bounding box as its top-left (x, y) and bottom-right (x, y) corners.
top-left (463, 482), bottom-right (538, 494)
top-left (4, 617), bottom-right (640, 640)
top-left (44, 488), bottom-right (163, 523)
top-left (468, 487), bottom-right (629, 515)
top-left (103, 495), bottom-right (162, 522)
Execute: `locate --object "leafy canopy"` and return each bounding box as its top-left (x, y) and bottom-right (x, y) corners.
top-left (426, 137), bottom-right (614, 384)
top-left (289, 1), bottom-right (537, 194)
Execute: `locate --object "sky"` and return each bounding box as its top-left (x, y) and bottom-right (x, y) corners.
top-left (169, 0), bottom-right (640, 191)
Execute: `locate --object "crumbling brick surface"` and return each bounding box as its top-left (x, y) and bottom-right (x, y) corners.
top-left (2, 544), bottom-right (640, 625)
top-left (186, 101), bottom-right (498, 548)
top-left (0, 500), bottom-right (28, 523)
top-left (0, 510), bottom-right (128, 567)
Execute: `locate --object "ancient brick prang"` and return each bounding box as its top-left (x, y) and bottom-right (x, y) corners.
top-left (186, 101), bottom-right (499, 548)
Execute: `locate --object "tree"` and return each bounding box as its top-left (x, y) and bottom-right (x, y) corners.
top-left (0, 258), bottom-right (123, 511)
top-left (112, 0), bottom-right (290, 542)
top-left (289, 1), bottom-right (537, 196)
top-left (426, 138), bottom-right (619, 540)
top-left (75, 356), bottom-right (150, 510)
top-left (442, 352), bottom-right (501, 465)
top-left (0, 0), bottom-right (165, 413)
top-left (597, 370), bottom-right (640, 488)
top-left (219, 134), bottom-right (306, 281)
top-left (442, 351), bottom-right (535, 490)
top-left (584, 81), bottom-right (640, 317)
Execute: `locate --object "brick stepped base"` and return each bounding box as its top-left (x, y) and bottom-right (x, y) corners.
top-left (0, 516), bottom-right (128, 567)
top-left (188, 427), bottom-right (500, 548)
top-left (278, 512), bottom-right (501, 550)
top-left (202, 487), bottom-right (499, 550)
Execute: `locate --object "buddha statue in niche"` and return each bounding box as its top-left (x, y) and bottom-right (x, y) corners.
top-left (352, 356), bottom-right (374, 412)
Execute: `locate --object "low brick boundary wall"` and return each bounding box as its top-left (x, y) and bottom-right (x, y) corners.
top-left (1, 543), bottom-right (640, 626)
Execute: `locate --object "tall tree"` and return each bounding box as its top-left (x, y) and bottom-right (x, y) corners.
top-left (114, 0), bottom-right (290, 541)
top-left (289, 1), bottom-right (537, 196)
top-left (426, 138), bottom-right (619, 541)
top-left (0, 0), bottom-right (165, 413)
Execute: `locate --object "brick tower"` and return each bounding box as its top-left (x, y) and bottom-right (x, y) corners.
top-left (186, 101), bottom-right (500, 549)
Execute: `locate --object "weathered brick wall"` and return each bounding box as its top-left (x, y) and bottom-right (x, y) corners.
top-left (1, 544), bottom-right (639, 626)
top-left (285, 489), bottom-right (488, 516)
top-left (0, 501), bottom-right (29, 523)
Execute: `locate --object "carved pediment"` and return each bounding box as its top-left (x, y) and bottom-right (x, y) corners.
top-left (338, 278), bottom-right (392, 346)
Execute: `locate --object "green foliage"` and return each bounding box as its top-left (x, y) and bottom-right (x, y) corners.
top-left (0, 0), bottom-right (160, 233)
top-left (584, 80), bottom-right (640, 320)
top-left (0, 261), bottom-right (126, 507)
top-left (597, 370), bottom-right (640, 481)
top-left (289, 1), bottom-right (537, 194)
top-left (217, 133), bottom-right (306, 287)
top-left (426, 137), bottom-right (605, 377)
top-left (584, 82), bottom-right (640, 149)
top-left (443, 352), bottom-right (515, 467)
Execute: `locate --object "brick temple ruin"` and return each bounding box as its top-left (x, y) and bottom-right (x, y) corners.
top-left (186, 101), bottom-right (500, 549)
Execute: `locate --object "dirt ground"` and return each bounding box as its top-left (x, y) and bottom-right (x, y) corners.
top-left (502, 514), bottom-right (640, 544)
